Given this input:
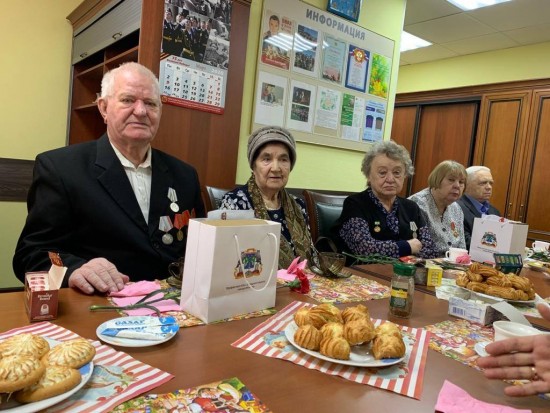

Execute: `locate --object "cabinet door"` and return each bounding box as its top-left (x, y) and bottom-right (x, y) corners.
top-left (391, 105), bottom-right (417, 196)
top-left (473, 91), bottom-right (532, 219)
top-left (519, 90), bottom-right (550, 242)
top-left (410, 102), bottom-right (478, 195)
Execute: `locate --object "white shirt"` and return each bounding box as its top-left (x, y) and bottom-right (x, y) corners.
top-left (110, 142), bottom-right (152, 223)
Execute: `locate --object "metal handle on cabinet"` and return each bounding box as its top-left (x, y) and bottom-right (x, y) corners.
top-left (519, 204), bottom-right (524, 221)
top-left (507, 202), bottom-right (512, 218)
top-left (112, 32), bottom-right (122, 40)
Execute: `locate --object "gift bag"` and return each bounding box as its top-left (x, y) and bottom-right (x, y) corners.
top-left (180, 218), bottom-right (281, 323)
top-left (469, 216), bottom-right (528, 264)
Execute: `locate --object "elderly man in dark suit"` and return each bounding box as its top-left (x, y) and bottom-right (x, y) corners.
top-left (457, 166), bottom-right (500, 249)
top-left (13, 62), bottom-right (204, 294)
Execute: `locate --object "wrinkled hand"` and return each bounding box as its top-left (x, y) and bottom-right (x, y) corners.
top-left (68, 258), bottom-right (129, 295)
top-left (407, 238), bottom-right (423, 255)
top-left (477, 303), bottom-right (550, 396)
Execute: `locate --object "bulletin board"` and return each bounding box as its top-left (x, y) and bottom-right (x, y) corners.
top-left (253, 0), bottom-right (395, 151)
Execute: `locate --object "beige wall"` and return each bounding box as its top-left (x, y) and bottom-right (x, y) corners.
top-left (0, 0), bottom-right (81, 288)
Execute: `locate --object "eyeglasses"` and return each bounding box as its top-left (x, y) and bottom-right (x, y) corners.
top-left (375, 170), bottom-right (404, 179)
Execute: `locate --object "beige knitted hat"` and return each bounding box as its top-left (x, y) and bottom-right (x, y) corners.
top-left (247, 126), bottom-right (296, 170)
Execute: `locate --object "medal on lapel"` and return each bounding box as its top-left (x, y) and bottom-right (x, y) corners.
top-left (373, 221), bottom-right (381, 233)
top-left (168, 187), bottom-right (179, 213)
top-left (451, 221), bottom-right (459, 238)
top-left (159, 215), bottom-right (174, 245)
top-left (410, 221), bottom-right (418, 239)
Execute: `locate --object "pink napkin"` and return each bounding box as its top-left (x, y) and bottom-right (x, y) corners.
top-left (435, 380), bottom-right (531, 413)
top-left (109, 281), bottom-right (181, 316)
top-left (277, 257), bottom-right (313, 282)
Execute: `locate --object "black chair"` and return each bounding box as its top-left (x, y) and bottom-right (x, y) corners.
top-left (202, 185), bottom-right (230, 212)
top-left (303, 190), bottom-right (348, 252)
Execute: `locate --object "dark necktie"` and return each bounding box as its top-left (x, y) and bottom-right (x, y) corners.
top-left (480, 203), bottom-right (489, 215)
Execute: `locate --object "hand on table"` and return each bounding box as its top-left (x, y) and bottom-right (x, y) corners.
top-left (477, 303), bottom-right (550, 396)
top-left (68, 258), bottom-right (129, 295)
top-left (407, 238), bottom-right (423, 255)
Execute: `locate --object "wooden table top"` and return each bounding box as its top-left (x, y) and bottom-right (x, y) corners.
top-left (1, 265), bottom-right (549, 412)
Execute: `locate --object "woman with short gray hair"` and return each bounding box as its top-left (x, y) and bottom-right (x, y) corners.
top-left (333, 140), bottom-right (436, 259)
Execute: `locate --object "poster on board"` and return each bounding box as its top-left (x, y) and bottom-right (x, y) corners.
top-left (345, 45), bottom-right (370, 93)
top-left (368, 53), bottom-right (392, 99)
top-left (287, 80), bottom-right (317, 132)
top-left (363, 100), bottom-right (386, 142)
top-left (261, 11), bottom-right (293, 70)
top-left (320, 35), bottom-right (347, 85)
top-left (292, 24), bottom-right (320, 77)
top-left (254, 71), bottom-right (287, 127)
top-left (314, 87), bottom-right (341, 130)
top-left (340, 93), bottom-right (364, 141)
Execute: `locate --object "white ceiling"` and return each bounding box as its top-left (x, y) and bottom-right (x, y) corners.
top-left (400, 0), bottom-right (550, 65)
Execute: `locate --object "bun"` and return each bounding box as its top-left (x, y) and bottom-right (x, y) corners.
top-left (375, 322), bottom-right (401, 338)
top-left (15, 365), bottom-right (81, 403)
top-left (344, 319), bottom-right (375, 345)
top-left (0, 334), bottom-right (49, 359)
top-left (308, 304), bottom-right (343, 329)
top-left (341, 305), bottom-right (370, 323)
top-left (0, 355), bottom-right (45, 393)
top-left (294, 325), bottom-right (322, 351)
top-left (319, 337), bottom-right (350, 360)
top-left (372, 335), bottom-right (406, 360)
top-left (43, 338), bottom-right (95, 369)
top-left (320, 322), bottom-right (344, 340)
top-left (294, 307), bottom-right (312, 327)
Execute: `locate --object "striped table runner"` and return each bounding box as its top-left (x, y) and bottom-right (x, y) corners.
top-left (0, 322), bottom-right (173, 412)
top-left (232, 301), bottom-right (430, 399)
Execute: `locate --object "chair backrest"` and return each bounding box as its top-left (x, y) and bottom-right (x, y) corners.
top-left (202, 185), bottom-right (230, 212)
top-left (303, 190), bottom-right (347, 248)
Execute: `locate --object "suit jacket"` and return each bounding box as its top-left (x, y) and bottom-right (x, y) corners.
top-left (13, 135), bottom-right (205, 285)
top-left (457, 195), bottom-right (500, 249)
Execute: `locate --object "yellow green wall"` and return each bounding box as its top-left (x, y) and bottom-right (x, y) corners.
top-left (397, 41), bottom-right (550, 93)
top-left (0, 0), bottom-right (81, 288)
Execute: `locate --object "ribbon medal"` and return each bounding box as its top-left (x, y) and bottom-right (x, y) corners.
top-left (159, 215), bottom-right (174, 245)
top-left (410, 221), bottom-right (418, 239)
top-left (373, 221), bottom-right (381, 233)
top-left (168, 187), bottom-right (179, 213)
top-left (451, 221), bottom-right (459, 238)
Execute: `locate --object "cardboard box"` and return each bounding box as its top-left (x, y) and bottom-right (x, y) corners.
top-left (425, 263), bottom-right (443, 287)
top-left (24, 253), bottom-right (67, 322)
top-left (448, 291), bottom-right (528, 326)
top-left (469, 217), bottom-right (528, 264)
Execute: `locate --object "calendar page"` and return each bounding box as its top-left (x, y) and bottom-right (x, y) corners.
top-left (159, 0), bottom-right (232, 114)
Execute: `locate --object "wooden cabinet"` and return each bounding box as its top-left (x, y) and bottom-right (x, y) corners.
top-left (393, 80), bottom-right (550, 244)
top-left (66, 0), bottom-right (251, 189)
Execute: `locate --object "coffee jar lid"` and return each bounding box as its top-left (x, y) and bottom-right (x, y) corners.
top-left (393, 262), bottom-right (416, 276)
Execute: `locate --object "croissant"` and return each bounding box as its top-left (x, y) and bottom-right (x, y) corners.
top-left (485, 276), bottom-right (512, 288)
top-left (341, 304), bottom-right (370, 323)
top-left (375, 322), bottom-right (402, 339)
top-left (456, 273), bottom-right (470, 287)
top-left (372, 335), bottom-right (406, 360)
top-left (476, 265), bottom-right (499, 278)
top-left (485, 285), bottom-right (516, 300)
top-left (294, 324), bottom-right (322, 351)
top-left (308, 304), bottom-right (343, 329)
top-left (466, 271), bottom-right (483, 283)
top-left (320, 322), bottom-right (344, 340)
top-left (508, 274), bottom-right (532, 292)
top-left (294, 307), bottom-right (312, 327)
top-left (319, 337), bottom-right (350, 360)
top-left (344, 318), bottom-right (376, 345)
top-left (467, 281), bottom-right (488, 293)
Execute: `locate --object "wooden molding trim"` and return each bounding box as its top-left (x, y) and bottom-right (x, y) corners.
top-left (0, 158), bottom-right (34, 202)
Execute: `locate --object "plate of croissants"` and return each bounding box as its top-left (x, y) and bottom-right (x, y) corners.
top-left (454, 262), bottom-right (537, 304)
top-left (284, 303), bottom-right (409, 367)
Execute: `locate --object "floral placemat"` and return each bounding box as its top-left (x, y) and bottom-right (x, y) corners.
top-left (112, 377), bottom-right (272, 412)
top-left (232, 301), bottom-right (430, 399)
top-left (0, 322), bottom-right (173, 413)
top-left (278, 274), bottom-right (390, 303)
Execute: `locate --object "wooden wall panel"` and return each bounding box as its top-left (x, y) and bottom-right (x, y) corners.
top-left (0, 158), bottom-right (34, 202)
top-left (473, 92), bottom-right (531, 218)
top-left (410, 102), bottom-right (477, 194)
top-left (391, 105), bottom-right (417, 197)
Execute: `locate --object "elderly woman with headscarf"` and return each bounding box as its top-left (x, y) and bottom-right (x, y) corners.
top-left (408, 160), bottom-right (467, 256)
top-left (220, 126), bottom-right (312, 268)
top-left (333, 141), bottom-right (436, 259)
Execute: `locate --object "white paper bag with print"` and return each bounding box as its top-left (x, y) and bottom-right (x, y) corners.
top-left (469, 216), bottom-right (528, 264)
top-left (180, 218), bottom-right (281, 323)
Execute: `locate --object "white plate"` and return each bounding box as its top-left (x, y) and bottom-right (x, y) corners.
top-left (284, 322), bottom-right (407, 367)
top-left (458, 286), bottom-right (536, 305)
top-left (0, 338), bottom-right (93, 412)
top-left (96, 316), bottom-right (179, 347)
top-left (474, 341), bottom-right (490, 357)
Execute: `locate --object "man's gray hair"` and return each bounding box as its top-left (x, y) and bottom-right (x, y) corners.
top-left (466, 165), bottom-right (491, 182)
top-left (99, 62), bottom-right (161, 101)
top-left (361, 140), bottom-right (414, 179)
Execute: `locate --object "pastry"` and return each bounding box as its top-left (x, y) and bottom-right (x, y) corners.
top-left (466, 271), bottom-right (483, 283)
top-left (341, 304), bottom-right (370, 323)
top-left (0, 334), bottom-right (50, 359)
top-left (372, 335), bottom-right (406, 360)
top-left (508, 274), bottom-right (532, 292)
top-left (456, 272), bottom-right (470, 287)
top-left (294, 325), bottom-right (322, 351)
top-left (375, 322), bottom-right (402, 339)
top-left (294, 307), bottom-right (312, 327)
top-left (319, 337), bottom-right (350, 360)
top-left (308, 304), bottom-right (343, 329)
top-left (485, 285), bottom-right (516, 300)
top-left (475, 265), bottom-right (499, 278)
top-left (15, 365), bottom-right (81, 403)
top-left (0, 355), bottom-right (45, 393)
top-left (43, 338), bottom-right (95, 369)
top-left (320, 322), bottom-right (344, 340)
top-left (467, 281), bottom-right (488, 293)
top-left (344, 318), bottom-right (375, 345)
top-left (485, 275), bottom-right (512, 288)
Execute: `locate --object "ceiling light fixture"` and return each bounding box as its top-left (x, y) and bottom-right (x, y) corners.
top-left (400, 31), bottom-right (432, 52)
top-left (446, 0), bottom-right (512, 11)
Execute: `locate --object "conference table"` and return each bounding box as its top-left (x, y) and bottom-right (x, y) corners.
top-left (1, 264), bottom-right (549, 412)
